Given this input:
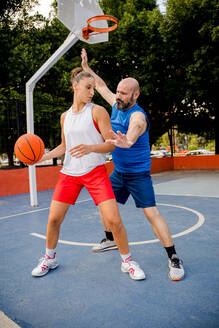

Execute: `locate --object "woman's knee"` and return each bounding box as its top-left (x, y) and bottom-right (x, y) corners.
top-left (48, 214), bottom-right (64, 227)
top-left (106, 215), bottom-right (123, 231)
top-left (99, 199), bottom-right (122, 228)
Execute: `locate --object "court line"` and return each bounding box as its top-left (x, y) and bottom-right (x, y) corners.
top-left (30, 203), bottom-right (205, 246)
top-left (0, 198), bottom-right (91, 221)
top-left (155, 192), bottom-right (219, 198)
top-left (0, 193), bottom-right (212, 221)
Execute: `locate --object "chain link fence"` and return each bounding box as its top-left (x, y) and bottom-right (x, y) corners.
top-left (0, 100), bottom-right (68, 169)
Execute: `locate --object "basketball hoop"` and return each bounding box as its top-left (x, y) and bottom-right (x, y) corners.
top-left (82, 15), bottom-right (118, 40)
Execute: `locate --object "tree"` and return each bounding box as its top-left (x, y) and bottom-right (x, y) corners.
top-left (89, 0), bottom-right (170, 146)
top-left (0, 0), bottom-right (37, 21)
top-left (0, 0), bottom-right (83, 166)
top-left (160, 0), bottom-right (219, 153)
top-left (1, 0), bottom-right (218, 167)
top-left (0, 2), bottom-right (53, 166)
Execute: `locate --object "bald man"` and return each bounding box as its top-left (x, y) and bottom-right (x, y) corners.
top-left (81, 49), bottom-right (184, 281)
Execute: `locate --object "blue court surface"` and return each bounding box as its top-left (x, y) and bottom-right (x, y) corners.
top-left (0, 170), bottom-right (219, 328)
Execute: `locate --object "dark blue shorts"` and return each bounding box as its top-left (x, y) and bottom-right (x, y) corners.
top-left (109, 170), bottom-right (156, 208)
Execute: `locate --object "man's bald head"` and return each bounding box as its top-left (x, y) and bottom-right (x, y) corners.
top-left (118, 78), bottom-right (140, 93)
top-left (116, 77), bottom-right (140, 110)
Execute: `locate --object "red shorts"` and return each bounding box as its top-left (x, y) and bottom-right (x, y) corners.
top-left (52, 165), bottom-right (115, 205)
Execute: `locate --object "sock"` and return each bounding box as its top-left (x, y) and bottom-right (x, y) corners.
top-left (165, 245), bottom-right (177, 259)
top-left (121, 253), bottom-right (132, 263)
top-left (105, 231), bottom-right (114, 241)
top-left (46, 248), bottom-right (56, 258)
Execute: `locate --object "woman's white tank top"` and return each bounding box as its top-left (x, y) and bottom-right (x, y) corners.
top-left (61, 103), bottom-right (105, 176)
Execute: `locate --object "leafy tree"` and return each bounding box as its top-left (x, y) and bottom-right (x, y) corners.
top-left (0, 0), bottom-right (38, 21)
top-left (88, 0), bottom-right (170, 146)
top-left (160, 0), bottom-right (219, 153)
top-left (1, 0), bottom-right (218, 167)
top-left (0, 2), bottom-right (52, 165)
top-left (0, 1), bottom-right (83, 166)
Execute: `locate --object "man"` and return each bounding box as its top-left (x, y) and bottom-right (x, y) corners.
top-left (81, 49), bottom-right (184, 281)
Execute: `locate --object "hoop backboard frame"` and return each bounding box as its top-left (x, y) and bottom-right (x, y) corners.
top-left (58, 0), bottom-right (109, 44)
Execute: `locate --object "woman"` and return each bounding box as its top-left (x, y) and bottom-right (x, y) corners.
top-left (31, 67), bottom-right (145, 280)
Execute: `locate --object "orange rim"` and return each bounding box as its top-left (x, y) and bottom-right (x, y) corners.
top-left (82, 15), bottom-right (118, 40)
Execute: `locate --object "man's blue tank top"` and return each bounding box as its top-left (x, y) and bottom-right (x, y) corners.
top-left (111, 102), bottom-right (151, 173)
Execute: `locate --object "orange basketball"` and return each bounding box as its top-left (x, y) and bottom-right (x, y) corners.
top-left (14, 133), bottom-right (45, 165)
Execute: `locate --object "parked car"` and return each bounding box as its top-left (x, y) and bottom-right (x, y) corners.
top-left (105, 153), bottom-right (112, 161)
top-left (150, 150), bottom-right (172, 158)
top-left (150, 150), bottom-right (165, 158)
top-left (184, 149), bottom-right (214, 156)
top-left (160, 150), bottom-right (171, 157)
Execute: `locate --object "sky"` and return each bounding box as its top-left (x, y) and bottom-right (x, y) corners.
top-left (34, 0), bottom-right (166, 17)
top-left (156, 0), bottom-right (166, 13)
top-left (34, 0), bottom-right (53, 17)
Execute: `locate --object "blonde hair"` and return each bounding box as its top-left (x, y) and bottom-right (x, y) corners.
top-left (70, 67), bottom-right (94, 83)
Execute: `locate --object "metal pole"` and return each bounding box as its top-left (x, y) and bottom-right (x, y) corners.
top-left (26, 33), bottom-right (78, 206)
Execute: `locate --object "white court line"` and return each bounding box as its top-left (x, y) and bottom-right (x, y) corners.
top-left (155, 192), bottom-right (219, 198)
top-left (31, 233), bottom-right (96, 246)
top-left (30, 203), bottom-right (205, 246)
top-left (0, 193), bottom-right (211, 221)
top-left (0, 198), bottom-right (92, 221)
top-left (0, 311), bottom-right (21, 328)
top-left (0, 207), bottom-right (50, 221)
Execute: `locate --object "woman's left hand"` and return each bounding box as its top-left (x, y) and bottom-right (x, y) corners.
top-left (69, 144), bottom-right (91, 158)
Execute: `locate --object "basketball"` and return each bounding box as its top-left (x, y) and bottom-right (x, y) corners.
top-left (14, 133), bottom-right (45, 165)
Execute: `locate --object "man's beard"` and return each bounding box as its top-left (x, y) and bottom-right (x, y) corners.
top-left (116, 94), bottom-right (134, 111)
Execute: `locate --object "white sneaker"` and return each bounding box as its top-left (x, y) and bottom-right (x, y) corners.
top-left (121, 260), bottom-right (146, 280)
top-left (32, 254), bottom-right (58, 277)
top-left (92, 238), bottom-right (118, 252)
top-left (168, 254), bottom-right (184, 281)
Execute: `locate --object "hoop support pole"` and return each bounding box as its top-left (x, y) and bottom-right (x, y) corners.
top-left (26, 33), bottom-right (78, 207)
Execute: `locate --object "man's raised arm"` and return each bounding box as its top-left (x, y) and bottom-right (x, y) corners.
top-left (81, 48), bottom-right (116, 107)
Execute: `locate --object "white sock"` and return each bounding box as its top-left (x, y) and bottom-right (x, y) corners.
top-left (121, 253), bottom-right (132, 263)
top-left (46, 248), bottom-right (56, 258)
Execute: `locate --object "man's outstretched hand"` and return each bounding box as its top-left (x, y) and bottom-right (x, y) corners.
top-left (106, 130), bottom-right (133, 148)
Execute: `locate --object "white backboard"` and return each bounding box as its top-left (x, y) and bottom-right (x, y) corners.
top-left (58, 0), bottom-right (109, 44)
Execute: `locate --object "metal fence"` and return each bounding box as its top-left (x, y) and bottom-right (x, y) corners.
top-left (0, 100), bottom-right (68, 168)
